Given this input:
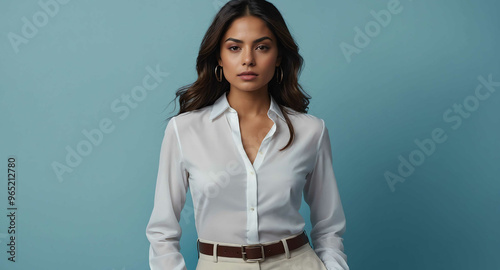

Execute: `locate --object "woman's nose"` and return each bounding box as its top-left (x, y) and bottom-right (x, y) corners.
top-left (242, 48), bottom-right (255, 66)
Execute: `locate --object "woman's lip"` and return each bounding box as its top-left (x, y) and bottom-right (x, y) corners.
top-left (238, 75), bottom-right (258, 80)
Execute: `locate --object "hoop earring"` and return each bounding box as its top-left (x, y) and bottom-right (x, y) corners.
top-left (215, 65), bottom-right (223, 82)
top-left (276, 66), bottom-right (283, 84)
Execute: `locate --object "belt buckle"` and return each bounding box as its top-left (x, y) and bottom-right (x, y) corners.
top-left (241, 244), bottom-right (265, 262)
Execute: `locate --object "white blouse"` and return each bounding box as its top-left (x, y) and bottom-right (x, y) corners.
top-left (146, 91), bottom-right (349, 270)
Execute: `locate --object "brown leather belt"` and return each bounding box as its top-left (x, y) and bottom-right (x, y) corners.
top-left (197, 230), bottom-right (310, 262)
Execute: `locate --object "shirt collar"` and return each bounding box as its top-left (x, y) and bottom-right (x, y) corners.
top-left (209, 91), bottom-right (286, 122)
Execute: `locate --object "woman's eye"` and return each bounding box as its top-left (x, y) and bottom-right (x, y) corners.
top-left (228, 45), bottom-right (269, 51)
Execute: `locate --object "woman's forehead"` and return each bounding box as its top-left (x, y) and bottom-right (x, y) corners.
top-left (223, 16), bottom-right (275, 41)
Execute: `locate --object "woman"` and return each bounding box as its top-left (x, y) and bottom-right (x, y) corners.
top-left (145, 1), bottom-right (349, 269)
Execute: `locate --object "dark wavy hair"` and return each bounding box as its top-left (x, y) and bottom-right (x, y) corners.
top-left (166, 0), bottom-right (311, 151)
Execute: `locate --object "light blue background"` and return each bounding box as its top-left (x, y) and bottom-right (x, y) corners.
top-left (0, 0), bottom-right (499, 269)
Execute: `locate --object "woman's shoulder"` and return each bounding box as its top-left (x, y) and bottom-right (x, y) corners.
top-left (167, 106), bottom-right (213, 134)
top-left (171, 105), bottom-right (211, 122)
top-left (285, 107), bottom-right (325, 133)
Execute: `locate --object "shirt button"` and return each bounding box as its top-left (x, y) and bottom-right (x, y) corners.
top-left (250, 207), bottom-right (255, 211)
top-left (258, 151), bottom-right (263, 155)
top-left (249, 171), bottom-right (254, 175)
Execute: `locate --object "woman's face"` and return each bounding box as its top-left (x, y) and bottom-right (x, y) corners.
top-left (218, 16), bottom-right (281, 94)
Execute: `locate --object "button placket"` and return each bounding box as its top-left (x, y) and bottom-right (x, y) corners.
top-left (227, 110), bottom-right (260, 243)
top-left (225, 109), bottom-right (279, 244)
top-left (251, 121), bottom-right (276, 171)
top-left (246, 165), bottom-right (258, 243)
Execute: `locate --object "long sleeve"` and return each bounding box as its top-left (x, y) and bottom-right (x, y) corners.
top-left (303, 119), bottom-right (349, 270)
top-left (145, 117), bottom-right (189, 270)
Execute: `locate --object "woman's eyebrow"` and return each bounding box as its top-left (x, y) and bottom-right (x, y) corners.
top-left (224, 36), bottom-right (273, 43)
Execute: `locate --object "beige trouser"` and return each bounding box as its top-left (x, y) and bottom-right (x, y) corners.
top-left (195, 231), bottom-right (328, 270)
